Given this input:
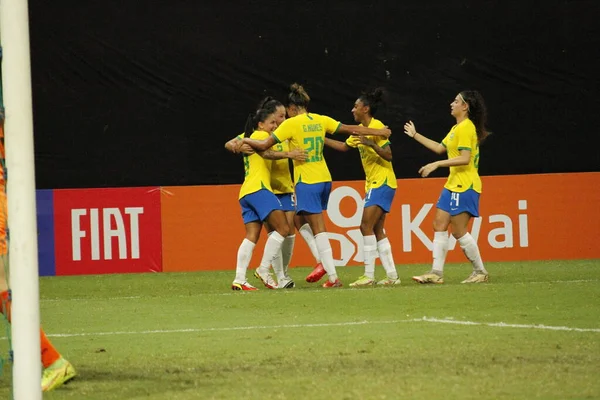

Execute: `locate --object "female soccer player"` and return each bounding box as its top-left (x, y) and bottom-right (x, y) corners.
top-left (242, 83), bottom-right (391, 288)
top-left (403, 90), bottom-right (490, 284)
top-left (225, 97), bottom-right (312, 289)
top-left (230, 107), bottom-right (292, 291)
top-left (324, 88), bottom-right (400, 286)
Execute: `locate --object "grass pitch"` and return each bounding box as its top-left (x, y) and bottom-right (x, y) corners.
top-left (1, 259), bottom-right (599, 399)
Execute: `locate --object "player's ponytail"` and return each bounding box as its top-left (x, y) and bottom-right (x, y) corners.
top-left (460, 90), bottom-right (491, 144)
top-left (287, 83), bottom-right (310, 109)
top-left (359, 87), bottom-right (387, 117)
top-left (243, 113), bottom-right (255, 137)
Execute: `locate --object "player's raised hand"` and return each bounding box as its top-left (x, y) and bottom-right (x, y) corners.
top-left (404, 121), bottom-right (417, 138)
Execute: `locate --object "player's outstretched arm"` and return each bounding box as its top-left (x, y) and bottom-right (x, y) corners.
top-left (404, 121), bottom-right (445, 155)
top-left (225, 137), bottom-right (255, 155)
top-left (324, 138), bottom-right (352, 152)
top-left (338, 124), bottom-right (391, 138)
top-left (242, 135), bottom-right (278, 152)
top-left (261, 148), bottom-right (308, 161)
top-left (418, 150), bottom-right (470, 177)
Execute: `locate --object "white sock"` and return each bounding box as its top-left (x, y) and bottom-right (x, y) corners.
top-left (432, 231), bottom-right (449, 275)
top-left (458, 233), bottom-right (487, 273)
top-left (235, 238), bottom-right (255, 283)
top-left (377, 238), bottom-right (398, 280)
top-left (258, 231), bottom-right (285, 274)
top-left (363, 235), bottom-right (377, 279)
top-left (271, 248), bottom-right (286, 282)
top-left (314, 232), bottom-right (337, 282)
top-left (281, 234), bottom-right (295, 278)
top-left (299, 223), bottom-right (321, 263)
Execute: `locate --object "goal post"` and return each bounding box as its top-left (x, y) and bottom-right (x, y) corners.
top-left (0, 0), bottom-right (43, 398)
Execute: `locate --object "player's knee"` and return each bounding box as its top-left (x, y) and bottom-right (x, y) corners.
top-left (432, 219), bottom-right (449, 232)
top-left (277, 224), bottom-right (290, 238)
top-left (360, 218), bottom-right (376, 235)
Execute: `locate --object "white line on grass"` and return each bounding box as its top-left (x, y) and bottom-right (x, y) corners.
top-left (419, 317), bottom-right (600, 332)
top-left (2, 317), bottom-right (596, 340)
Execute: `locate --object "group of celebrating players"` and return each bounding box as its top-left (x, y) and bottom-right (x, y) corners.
top-left (225, 83), bottom-right (490, 290)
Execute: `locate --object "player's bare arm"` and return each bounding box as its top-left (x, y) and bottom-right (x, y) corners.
top-left (324, 137), bottom-right (352, 152)
top-left (418, 150), bottom-right (470, 177)
top-left (404, 121), bottom-right (445, 155)
top-left (261, 148), bottom-right (308, 161)
top-left (242, 135), bottom-right (278, 152)
top-left (338, 124), bottom-right (391, 138)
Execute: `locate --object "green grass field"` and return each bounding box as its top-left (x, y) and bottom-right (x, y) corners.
top-left (1, 259), bottom-right (599, 399)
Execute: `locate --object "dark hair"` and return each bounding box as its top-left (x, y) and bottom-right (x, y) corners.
top-left (244, 108), bottom-right (274, 136)
top-left (287, 83), bottom-right (310, 109)
top-left (257, 96), bottom-right (284, 114)
top-left (358, 87), bottom-right (386, 117)
top-left (460, 90), bottom-right (490, 143)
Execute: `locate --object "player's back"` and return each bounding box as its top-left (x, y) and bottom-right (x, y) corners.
top-left (274, 113), bottom-right (340, 184)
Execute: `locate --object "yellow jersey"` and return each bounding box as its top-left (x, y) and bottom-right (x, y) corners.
top-left (269, 140), bottom-right (294, 194)
top-left (272, 113), bottom-right (341, 184)
top-left (441, 118), bottom-right (482, 193)
top-left (239, 130), bottom-right (273, 199)
top-left (345, 118), bottom-right (397, 193)
top-left (235, 133), bottom-right (293, 194)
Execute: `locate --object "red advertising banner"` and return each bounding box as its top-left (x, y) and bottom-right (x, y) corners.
top-left (161, 173), bottom-right (600, 272)
top-left (54, 187), bottom-right (163, 275)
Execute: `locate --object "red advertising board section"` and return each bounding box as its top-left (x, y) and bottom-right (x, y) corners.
top-left (53, 187), bottom-right (163, 275)
top-left (160, 172), bottom-right (600, 272)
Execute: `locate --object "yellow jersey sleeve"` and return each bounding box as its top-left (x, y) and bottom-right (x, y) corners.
top-left (272, 118), bottom-right (294, 144)
top-left (322, 115), bottom-right (341, 134)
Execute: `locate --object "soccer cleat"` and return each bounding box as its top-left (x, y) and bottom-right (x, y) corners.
top-left (349, 275), bottom-right (375, 287)
top-left (278, 278), bottom-right (295, 289)
top-left (461, 271), bottom-right (489, 283)
top-left (231, 281), bottom-right (258, 291)
top-left (322, 279), bottom-right (342, 288)
top-left (254, 270), bottom-right (278, 289)
top-left (412, 273), bottom-right (444, 284)
top-left (305, 262), bottom-right (326, 283)
top-left (41, 357), bottom-right (77, 392)
top-left (376, 277), bottom-right (401, 286)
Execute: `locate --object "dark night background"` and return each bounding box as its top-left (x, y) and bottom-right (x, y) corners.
top-left (26, 0), bottom-right (600, 189)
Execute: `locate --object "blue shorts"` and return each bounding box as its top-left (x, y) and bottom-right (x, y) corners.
top-left (436, 188), bottom-right (480, 217)
top-left (295, 182), bottom-right (332, 214)
top-left (364, 185), bottom-right (396, 213)
top-left (276, 193), bottom-right (295, 212)
top-left (240, 189), bottom-right (283, 224)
